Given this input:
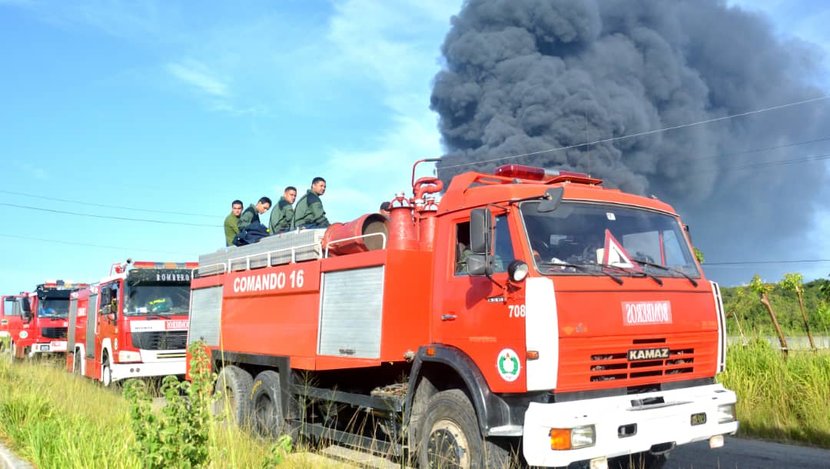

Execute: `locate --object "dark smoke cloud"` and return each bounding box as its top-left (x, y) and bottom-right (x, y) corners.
top-left (432, 0), bottom-right (830, 284)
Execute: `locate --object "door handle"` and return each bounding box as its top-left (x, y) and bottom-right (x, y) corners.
top-left (441, 313), bottom-right (457, 321)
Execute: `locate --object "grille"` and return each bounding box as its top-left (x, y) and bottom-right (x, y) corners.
top-left (131, 331), bottom-right (188, 351)
top-left (41, 327), bottom-right (67, 339)
top-left (590, 346), bottom-right (695, 382)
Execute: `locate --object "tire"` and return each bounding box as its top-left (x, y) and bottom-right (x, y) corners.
top-left (101, 354), bottom-right (113, 387)
top-left (608, 452), bottom-right (667, 469)
top-left (417, 389), bottom-right (512, 469)
top-left (73, 350), bottom-right (82, 375)
top-left (250, 370), bottom-right (285, 438)
top-left (213, 365), bottom-right (253, 428)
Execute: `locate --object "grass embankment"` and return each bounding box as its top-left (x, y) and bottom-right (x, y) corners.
top-left (720, 338), bottom-right (830, 447)
top-left (0, 358), bottom-right (341, 468)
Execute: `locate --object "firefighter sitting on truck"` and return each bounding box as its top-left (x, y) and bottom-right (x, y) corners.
top-left (293, 177), bottom-right (329, 229)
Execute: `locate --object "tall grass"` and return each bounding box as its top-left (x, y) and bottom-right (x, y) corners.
top-left (0, 356), bottom-right (343, 468)
top-left (720, 338), bottom-right (830, 447)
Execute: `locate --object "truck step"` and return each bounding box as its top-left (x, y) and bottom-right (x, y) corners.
top-left (321, 445), bottom-right (410, 469)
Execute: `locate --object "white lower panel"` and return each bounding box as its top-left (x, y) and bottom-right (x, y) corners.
top-left (522, 384), bottom-right (738, 467)
top-left (110, 359), bottom-right (186, 383)
top-left (524, 277), bottom-right (558, 390)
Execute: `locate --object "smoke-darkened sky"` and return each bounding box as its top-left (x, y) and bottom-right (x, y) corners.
top-left (432, 0), bottom-right (830, 285)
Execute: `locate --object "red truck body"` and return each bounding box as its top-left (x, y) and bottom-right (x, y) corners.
top-left (66, 261), bottom-right (196, 385)
top-left (188, 163), bottom-right (737, 468)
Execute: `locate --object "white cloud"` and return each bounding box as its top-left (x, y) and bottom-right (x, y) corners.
top-left (167, 60), bottom-right (230, 98)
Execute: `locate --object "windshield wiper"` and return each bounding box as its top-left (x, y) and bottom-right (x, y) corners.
top-left (600, 263), bottom-right (663, 286)
top-left (539, 261), bottom-right (624, 285)
top-left (631, 259), bottom-right (698, 287)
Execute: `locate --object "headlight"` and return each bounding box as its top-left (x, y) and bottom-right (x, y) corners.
top-left (508, 260), bottom-right (529, 283)
top-left (19, 330), bottom-right (28, 339)
top-left (550, 425), bottom-right (596, 450)
top-left (118, 350), bottom-right (142, 363)
top-left (717, 404), bottom-right (736, 424)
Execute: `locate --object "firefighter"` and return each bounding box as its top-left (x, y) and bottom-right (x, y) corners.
top-left (269, 186), bottom-right (297, 234)
top-left (379, 201), bottom-right (391, 217)
top-left (238, 197), bottom-right (272, 231)
top-left (224, 199), bottom-right (244, 246)
top-left (293, 177), bottom-right (329, 228)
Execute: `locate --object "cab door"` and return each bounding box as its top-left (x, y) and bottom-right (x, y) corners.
top-left (96, 281), bottom-right (121, 368)
top-left (434, 210), bottom-right (526, 393)
top-left (1, 295), bottom-right (21, 344)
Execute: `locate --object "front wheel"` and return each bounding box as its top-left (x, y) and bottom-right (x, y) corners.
top-left (101, 355), bottom-right (113, 386)
top-left (417, 389), bottom-right (511, 469)
top-left (73, 350), bottom-right (82, 375)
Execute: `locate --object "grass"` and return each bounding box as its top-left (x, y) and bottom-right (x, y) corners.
top-left (0, 356), bottom-right (348, 468)
top-left (719, 338), bottom-right (830, 447)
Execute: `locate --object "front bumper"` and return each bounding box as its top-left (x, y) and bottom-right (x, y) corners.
top-left (109, 349), bottom-right (186, 382)
top-left (522, 383), bottom-right (738, 467)
top-left (28, 340), bottom-right (67, 356)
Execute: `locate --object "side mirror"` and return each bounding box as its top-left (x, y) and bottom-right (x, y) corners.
top-left (470, 208), bottom-right (492, 255)
top-left (21, 298), bottom-right (31, 314)
top-left (538, 187), bottom-right (564, 213)
top-left (466, 253), bottom-right (491, 276)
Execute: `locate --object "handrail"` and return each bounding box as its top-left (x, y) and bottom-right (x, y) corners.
top-left (193, 264), bottom-right (227, 279)
top-left (324, 232), bottom-right (387, 258)
top-left (227, 242), bottom-right (323, 272)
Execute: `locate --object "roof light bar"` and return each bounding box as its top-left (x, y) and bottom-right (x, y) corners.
top-left (494, 164), bottom-right (601, 185)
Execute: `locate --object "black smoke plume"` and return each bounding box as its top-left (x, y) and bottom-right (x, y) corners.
top-left (432, 0), bottom-right (830, 284)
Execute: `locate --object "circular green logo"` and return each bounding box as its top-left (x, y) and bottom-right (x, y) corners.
top-left (497, 348), bottom-right (521, 382)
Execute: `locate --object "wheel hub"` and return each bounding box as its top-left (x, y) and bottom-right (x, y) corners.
top-left (426, 421), bottom-right (470, 469)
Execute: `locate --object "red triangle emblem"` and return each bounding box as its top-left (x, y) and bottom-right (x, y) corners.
top-left (601, 229), bottom-right (639, 269)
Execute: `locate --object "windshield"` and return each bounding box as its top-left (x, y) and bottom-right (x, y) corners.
top-left (521, 201), bottom-right (700, 278)
top-left (38, 299), bottom-right (70, 318)
top-left (124, 283), bottom-right (191, 316)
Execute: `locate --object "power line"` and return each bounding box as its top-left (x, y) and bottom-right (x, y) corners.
top-left (0, 233), bottom-right (191, 256)
top-left (0, 189), bottom-right (216, 218)
top-left (705, 259), bottom-right (830, 266)
top-left (0, 203), bottom-right (219, 228)
top-left (441, 94), bottom-right (830, 170)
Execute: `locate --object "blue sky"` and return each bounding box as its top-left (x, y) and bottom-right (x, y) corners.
top-left (1, 0), bottom-right (828, 292)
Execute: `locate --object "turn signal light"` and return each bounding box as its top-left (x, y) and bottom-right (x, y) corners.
top-left (550, 425), bottom-right (596, 450)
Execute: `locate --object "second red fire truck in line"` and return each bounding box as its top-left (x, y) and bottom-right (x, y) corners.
top-left (66, 260), bottom-right (195, 385)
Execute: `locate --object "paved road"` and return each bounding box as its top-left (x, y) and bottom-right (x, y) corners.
top-left (667, 437), bottom-right (830, 469)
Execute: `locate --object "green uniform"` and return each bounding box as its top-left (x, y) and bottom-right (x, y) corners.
top-left (269, 197), bottom-right (295, 234)
top-left (224, 212), bottom-right (240, 246)
top-left (293, 190), bottom-right (329, 228)
top-left (238, 204), bottom-right (260, 231)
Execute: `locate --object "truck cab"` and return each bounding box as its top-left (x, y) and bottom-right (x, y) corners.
top-left (0, 294), bottom-right (25, 354)
top-left (14, 282), bottom-right (85, 359)
top-left (67, 261), bottom-right (196, 385)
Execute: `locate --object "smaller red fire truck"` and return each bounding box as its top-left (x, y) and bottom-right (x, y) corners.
top-left (66, 260), bottom-right (196, 385)
top-left (14, 281), bottom-right (87, 359)
top-left (1, 293), bottom-right (26, 355)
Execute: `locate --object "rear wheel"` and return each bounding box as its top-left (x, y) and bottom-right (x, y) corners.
top-left (417, 389), bottom-right (511, 469)
top-left (250, 370), bottom-right (286, 438)
top-left (213, 365), bottom-right (253, 428)
top-left (73, 350), bottom-right (82, 375)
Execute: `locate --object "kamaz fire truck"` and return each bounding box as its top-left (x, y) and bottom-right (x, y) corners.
top-left (188, 161), bottom-right (737, 468)
top-left (12, 281), bottom-right (87, 359)
top-left (66, 260), bottom-right (196, 385)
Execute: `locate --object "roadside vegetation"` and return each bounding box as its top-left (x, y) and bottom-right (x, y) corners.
top-left (720, 273), bottom-right (830, 447)
top-left (0, 342), bottom-right (341, 468)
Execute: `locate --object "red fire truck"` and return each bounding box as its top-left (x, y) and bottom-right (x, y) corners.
top-left (13, 281), bottom-right (87, 359)
top-left (66, 260), bottom-right (196, 385)
top-left (1, 293), bottom-right (26, 355)
top-left (188, 162), bottom-right (737, 468)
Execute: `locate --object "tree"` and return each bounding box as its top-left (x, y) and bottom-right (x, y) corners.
top-left (780, 273), bottom-right (816, 351)
top-left (749, 274), bottom-right (788, 353)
